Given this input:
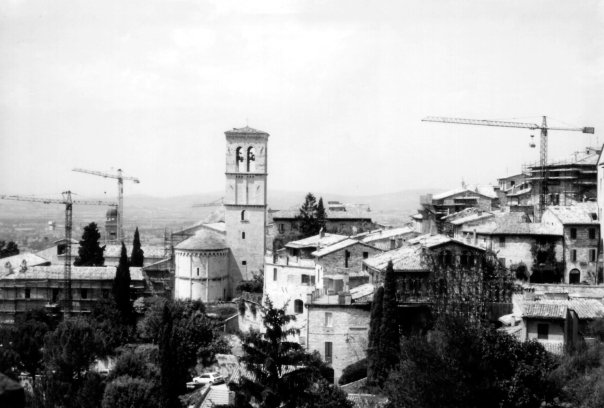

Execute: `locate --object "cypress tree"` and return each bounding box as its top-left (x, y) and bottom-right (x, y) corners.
top-left (316, 197), bottom-right (327, 232)
top-left (74, 222), bottom-right (105, 266)
top-left (366, 286), bottom-right (384, 386)
top-left (130, 227), bottom-right (144, 267)
top-left (379, 260), bottom-right (400, 383)
top-left (297, 193), bottom-right (319, 238)
top-left (112, 243), bottom-right (133, 323)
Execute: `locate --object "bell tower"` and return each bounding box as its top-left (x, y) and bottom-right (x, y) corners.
top-left (224, 126), bottom-right (268, 293)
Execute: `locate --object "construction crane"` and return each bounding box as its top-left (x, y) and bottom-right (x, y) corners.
top-left (422, 116), bottom-right (595, 220)
top-left (72, 168), bottom-right (140, 243)
top-left (0, 191), bottom-right (116, 315)
top-left (192, 197), bottom-right (224, 208)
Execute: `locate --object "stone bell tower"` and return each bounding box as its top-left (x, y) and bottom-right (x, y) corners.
top-left (224, 126), bottom-right (268, 293)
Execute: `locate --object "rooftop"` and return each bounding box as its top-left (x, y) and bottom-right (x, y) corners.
top-left (432, 185), bottom-right (497, 201)
top-left (360, 227), bottom-right (415, 243)
top-left (273, 203), bottom-right (372, 221)
top-left (311, 238), bottom-right (375, 258)
top-left (224, 126), bottom-right (269, 136)
top-left (285, 233), bottom-right (348, 250)
top-left (407, 233), bottom-right (486, 251)
top-left (364, 245), bottom-right (426, 272)
top-left (460, 213), bottom-right (562, 236)
top-left (0, 265), bottom-right (144, 281)
top-left (174, 229), bottom-right (228, 251)
top-left (521, 299), bottom-right (604, 320)
top-left (104, 244), bottom-right (167, 259)
top-left (544, 202), bottom-right (599, 225)
top-left (0, 252), bottom-right (50, 268)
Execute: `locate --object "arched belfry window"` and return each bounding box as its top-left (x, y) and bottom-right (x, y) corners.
top-left (247, 146), bottom-right (256, 172)
top-left (236, 147), bottom-right (245, 172)
top-left (241, 210), bottom-right (246, 221)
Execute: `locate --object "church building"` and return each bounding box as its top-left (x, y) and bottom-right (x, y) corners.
top-left (174, 126), bottom-right (269, 302)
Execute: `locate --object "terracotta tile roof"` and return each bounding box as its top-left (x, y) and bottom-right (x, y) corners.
top-left (460, 213), bottom-right (562, 236)
top-left (0, 265), bottom-right (144, 281)
top-left (175, 229), bottom-right (228, 251)
top-left (521, 299), bottom-right (604, 320)
top-left (545, 203), bottom-right (599, 225)
top-left (273, 204), bottom-right (372, 221)
top-left (1, 253), bottom-right (50, 269)
top-left (364, 245), bottom-right (426, 272)
top-left (347, 393), bottom-right (388, 408)
top-left (311, 239), bottom-right (377, 258)
top-left (432, 185), bottom-right (497, 200)
top-left (361, 227), bottom-right (415, 243)
top-left (104, 244), bottom-right (167, 259)
top-left (407, 234), bottom-right (486, 251)
top-left (285, 233), bottom-right (348, 249)
top-left (200, 385), bottom-right (232, 408)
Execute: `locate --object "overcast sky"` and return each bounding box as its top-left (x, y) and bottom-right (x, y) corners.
top-left (1, 0), bottom-right (602, 200)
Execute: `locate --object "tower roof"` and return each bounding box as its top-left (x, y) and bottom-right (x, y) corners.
top-left (225, 126), bottom-right (269, 136)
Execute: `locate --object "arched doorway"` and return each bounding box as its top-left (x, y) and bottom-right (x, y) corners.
top-left (569, 269), bottom-right (581, 284)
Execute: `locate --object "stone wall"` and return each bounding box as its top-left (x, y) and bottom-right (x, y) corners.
top-left (306, 304), bottom-right (370, 383)
top-left (562, 225), bottom-right (599, 283)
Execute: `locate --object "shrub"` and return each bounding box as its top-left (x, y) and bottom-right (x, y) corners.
top-left (338, 358), bottom-right (367, 385)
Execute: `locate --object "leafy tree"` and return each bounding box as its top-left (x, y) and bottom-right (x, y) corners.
top-left (112, 243), bottom-right (133, 324)
top-left (299, 379), bottom-right (354, 408)
top-left (41, 318), bottom-right (102, 408)
top-left (235, 298), bottom-right (334, 408)
top-left (379, 260), bottom-right (400, 382)
top-left (366, 286), bottom-right (384, 386)
top-left (137, 297), bottom-right (168, 343)
top-left (383, 316), bottom-right (558, 408)
top-left (338, 358), bottom-right (367, 385)
top-left (130, 227), bottom-right (144, 267)
top-left (74, 222), bottom-right (105, 266)
top-left (0, 240), bottom-right (19, 258)
top-left (102, 375), bottom-right (157, 408)
top-left (236, 270), bottom-right (264, 294)
top-left (89, 298), bottom-right (134, 356)
top-left (158, 300), bottom-right (226, 407)
top-left (297, 193), bottom-right (320, 238)
top-left (316, 197), bottom-right (326, 232)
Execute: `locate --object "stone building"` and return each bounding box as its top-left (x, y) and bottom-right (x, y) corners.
top-left (458, 212), bottom-right (564, 283)
top-left (174, 126), bottom-right (270, 302)
top-left (358, 226), bottom-right (417, 251)
top-left (0, 265), bottom-right (144, 323)
top-left (306, 302), bottom-right (371, 383)
top-left (271, 201), bottom-right (376, 250)
top-left (541, 203), bottom-right (600, 284)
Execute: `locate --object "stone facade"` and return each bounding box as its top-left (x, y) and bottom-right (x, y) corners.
top-left (224, 129), bottom-right (269, 288)
top-left (560, 225), bottom-right (599, 284)
top-left (316, 242), bottom-right (381, 293)
top-left (306, 304), bottom-right (370, 383)
top-left (174, 249), bottom-right (229, 302)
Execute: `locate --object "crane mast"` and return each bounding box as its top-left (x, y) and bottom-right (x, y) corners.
top-left (0, 192), bottom-right (116, 316)
top-left (72, 168), bottom-right (140, 243)
top-left (422, 115), bottom-right (595, 220)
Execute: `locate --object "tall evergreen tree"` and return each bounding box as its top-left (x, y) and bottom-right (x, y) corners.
top-left (316, 197), bottom-right (326, 232)
top-left (379, 260), bottom-right (400, 382)
top-left (297, 193), bottom-right (320, 238)
top-left (366, 286), bottom-right (384, 386)
top-left (112, 243), bottom-right (133, 323)
top-left (130, 227), bottom-right (144, 267)
top-left (74, 222), bottom-right (105, 266)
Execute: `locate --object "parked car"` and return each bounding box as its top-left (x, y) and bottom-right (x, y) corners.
top-left (192, 372), bottom-right (225, 385)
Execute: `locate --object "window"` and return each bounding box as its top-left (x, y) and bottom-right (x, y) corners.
top-left (325, 342), bottom-right (333, 363)
top-left (52, 288), bottom-right (60, 302)
top-left (25, 288), bottom-right (30, 299)
top-left (247, 146), bottom-right (256, 172)
top-left (344, 250), bottom-right (350, 268)
top-left (570, 228), bottom-right (577, 239)
top-left (294, 299), bottom-right (304, 314)
top-left (571, 250), bottom-right (577, 262)
top-left (301, 275), bottom-right (310, 284)
top-left (590, 249), bottom-right (596, 262)
top-left (363, 251), bottom-right (369, 259)
top-left (57, 243), bottom-right (67, 255)
top-left (589, 228), bottom-right (596, 240)
top-left (325, 312), bottom-right (333, 327)
top-left (390, 239), bottom-right (396, 250)
top-left (80, 289), bottom-right (88, 299)
top-left (242, 261), bottom-right (247, 266)
top-left (273, 268), bottom-right (277, 281)
top-left (311, 276), bottom-right (316, 285)
top-left (537, 323), bottom-right (549, 340)
top-left (242, 232), bottom-right (246, 239)
top-left (278, 223), bottom-right (285, 233)
top-left (241, 210), bottom-right (246, 221)
top-left (197, 267), bottom-right (200, 276)
top-left (499, 236), bottom-right (506, 247)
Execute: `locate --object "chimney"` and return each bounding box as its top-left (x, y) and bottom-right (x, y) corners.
top-left (319, 228), bottom-right (325, 238)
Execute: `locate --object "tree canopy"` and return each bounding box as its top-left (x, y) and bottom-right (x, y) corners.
top-left (74, 222), bottom-right (105, 266)
top-left (0, 240), bottom-right (19, 259)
